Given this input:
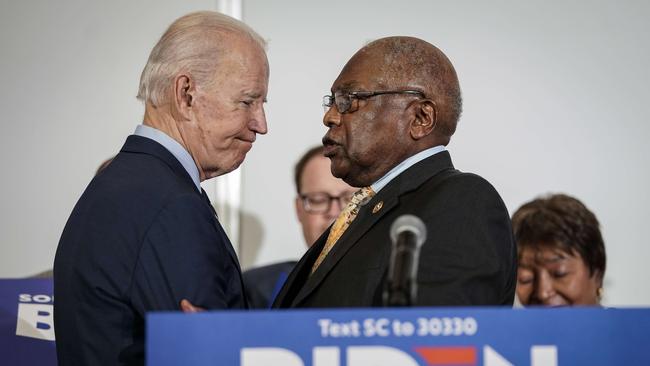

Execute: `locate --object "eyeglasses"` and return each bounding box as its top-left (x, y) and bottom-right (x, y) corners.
top-left (322, 90), bottom-right (426, 114)
top-left (300, 191), bottom-right (355, 214)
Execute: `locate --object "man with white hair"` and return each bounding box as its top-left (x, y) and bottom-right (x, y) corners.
top-left (54, 11), bottom-right (268, 365)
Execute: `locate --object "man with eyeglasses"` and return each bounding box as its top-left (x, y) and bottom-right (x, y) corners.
top-left (273, 36), bottom-right (516, 308)
top-left (243, 145), bottom-right (355, 308)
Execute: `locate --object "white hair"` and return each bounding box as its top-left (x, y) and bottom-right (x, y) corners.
top-left (137, 11), bottom-right (266, 106)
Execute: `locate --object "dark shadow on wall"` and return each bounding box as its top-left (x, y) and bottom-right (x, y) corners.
top-left (237, 209), bottom-right (265, 270)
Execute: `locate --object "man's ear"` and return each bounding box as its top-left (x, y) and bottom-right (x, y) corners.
top-left (410, 100), bottom-right (437, 140)
top-left (174, 74), bottom-right (194, 120)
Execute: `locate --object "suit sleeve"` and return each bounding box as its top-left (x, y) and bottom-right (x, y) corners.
top-left (128, 193), bottom-right (241, 312)
top-left (416, 176), bottom-right (517, 306)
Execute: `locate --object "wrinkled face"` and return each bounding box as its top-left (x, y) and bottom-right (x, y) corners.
top-left (295, 155), bottom-right (356, 246)
top-left (183, 36), bottom-right (269, 180)
top-left (517, 245), bottom-right (602, 306)
top-left (322, 51), bottom-right (416, 187)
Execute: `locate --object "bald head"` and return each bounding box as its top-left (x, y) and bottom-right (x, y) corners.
top-left (323, 36), bottom-right (462, 186)
top-left (350, 36), bottom-right (462, 144)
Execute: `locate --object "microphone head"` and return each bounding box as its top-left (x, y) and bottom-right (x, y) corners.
top-left (390, 214), bottom-right (427, 248)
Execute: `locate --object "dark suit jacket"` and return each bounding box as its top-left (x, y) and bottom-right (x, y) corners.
top-left (243, 260), bottom-right (297, 309)
top-left (54, 135), bottom-right (246, 366)
top-left (273, 151), bottom-right (516, 308)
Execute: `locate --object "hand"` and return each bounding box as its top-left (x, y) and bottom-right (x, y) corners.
top-left (180, 299), bottom-right (205, 313)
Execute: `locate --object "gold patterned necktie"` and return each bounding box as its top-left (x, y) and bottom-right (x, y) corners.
top-left (311, 186), bottom-right (375, 274)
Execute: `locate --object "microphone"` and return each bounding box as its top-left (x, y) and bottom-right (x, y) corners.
top-left (383, 214), bottom-right (427, 307)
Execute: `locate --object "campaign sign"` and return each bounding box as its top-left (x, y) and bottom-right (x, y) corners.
top-left (0, 279), bottom-right (57, 365)
top-left (148, 307), bottom-right (650, 366)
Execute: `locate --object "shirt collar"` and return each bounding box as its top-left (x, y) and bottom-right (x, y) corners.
top-left (371, 145), bottom-right (446, 193)
top-left (133, 124), bottom-right (201, 191)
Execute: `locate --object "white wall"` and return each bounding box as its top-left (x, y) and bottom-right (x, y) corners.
top-left (1, 0), bottom-right (648, 306)
top-left (0, 0), bottom-right (217, 276)
top-left (239, 0), bottom-right (650, 306)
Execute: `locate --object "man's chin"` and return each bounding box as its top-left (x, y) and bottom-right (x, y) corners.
top-left (227, 159), bottom-right (245, 174)
top-left (229, 150), bottom-right (249, 170)
top-left (203, 154), bottom-right (246, 179)
top-left (330, 168), bottom-right (348, 182)
top-left (329, 158), bottom-right (349, 179)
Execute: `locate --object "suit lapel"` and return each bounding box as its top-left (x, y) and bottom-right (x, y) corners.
top-left (199, 188), bottom-right (241, 271)
top-left (213, 216), bottom-right (242, 271)
top-left (120, 135), bottom-right (242, 272)
top-left (291, 193), bottom-right (398, 306)
top-left (290, 151), bottom-right (456, 307)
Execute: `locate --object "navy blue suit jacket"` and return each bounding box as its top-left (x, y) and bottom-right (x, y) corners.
top-left (54, 135), bottom-right (246, 365)
top-left (243, 260), bottom-right (296, 308)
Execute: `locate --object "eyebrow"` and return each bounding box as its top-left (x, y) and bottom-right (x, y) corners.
top-left (546, 251), bottom-right (566, 259)
top-left (240, 92), bottom-right (268, 103)
top-left (536, 253), bottom-right (568, 265)
top-left (519, 250), bottom-right (569, 267)
top-left (243, 92), bottom-right (263, 98)
top-left (332, 81), bottom-right (359, 93)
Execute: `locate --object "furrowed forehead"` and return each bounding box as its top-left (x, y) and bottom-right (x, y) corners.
top-left (520, 246), bottom-right (571, 264)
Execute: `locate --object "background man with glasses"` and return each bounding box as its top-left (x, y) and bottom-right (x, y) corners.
top-left (244, 145), bottom-right (355, 308)
top-left (273, 36), bottom-right (516, 308)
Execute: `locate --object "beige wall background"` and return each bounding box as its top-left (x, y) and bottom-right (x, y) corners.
top-left (0, 0), bottom-right (218, 274)
top-left (1, 0), bottom-right (648, 306)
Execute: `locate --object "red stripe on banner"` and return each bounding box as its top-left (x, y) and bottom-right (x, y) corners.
top-left (414, 346), bottom-right (477, 365)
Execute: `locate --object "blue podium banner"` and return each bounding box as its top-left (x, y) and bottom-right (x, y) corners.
top-left (148, 307), bottom-right (650, 366)
top-left (0, 279), bottom-right (56, 366)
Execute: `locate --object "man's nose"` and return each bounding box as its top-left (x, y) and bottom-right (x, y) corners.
top-left (250, 105), bottom-right (268, 135)
top-left (323, 106), bottom-right (341, 128)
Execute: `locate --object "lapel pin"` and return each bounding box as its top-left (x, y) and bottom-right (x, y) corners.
top-left (372, 201), bottom-right (384, 214)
